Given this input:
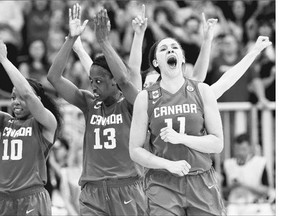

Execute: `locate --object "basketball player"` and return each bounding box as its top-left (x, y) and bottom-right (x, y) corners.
top-left (47, 5), bottom-right (145, 215)
top-left (0, 40), bottom-right (61, 216)
top-left (129, 37), bottom-right (226, 215)
top-left (129, 33), bottom-right (271, 215)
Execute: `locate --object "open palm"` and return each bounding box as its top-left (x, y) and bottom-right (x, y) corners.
top-left (94, 9), bottom-right (111, 43)
top-left (69, 3), bottom-right (88, 37)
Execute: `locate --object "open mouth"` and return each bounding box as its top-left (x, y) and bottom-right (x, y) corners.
top-left (13, 107), bottom-right (22, 115)
top-left (167, 56), bottom-right (177, 68)
top-left (93, 89), bottom-right (100, 97)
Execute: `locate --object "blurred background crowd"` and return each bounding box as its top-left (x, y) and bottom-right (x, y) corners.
top-left (0, 0), bottom-right (275, 215)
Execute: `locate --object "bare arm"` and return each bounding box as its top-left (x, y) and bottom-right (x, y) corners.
top-left (47, 4), bottom-right (89, 110)
top-left (0, 111), bottom-right (13, 129)
top-left (0, 40), bottom-right (57, 140)
top-left (191, 13), bottom-right (217, 81)
top-left (72, 36), bottom-right (93, 75)
top-left (128, 4), bottom-right (148, 90)
top-left (160, 83), bottom-right (223, 154)
top-left (211, 36), bottom-right (272, 99)
top-left (95, 9), bottom-right (139, 104)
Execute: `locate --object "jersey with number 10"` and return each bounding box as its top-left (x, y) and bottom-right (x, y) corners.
top-left (146, 78), bottom-right (212, 172)
top-left (79, 93), bottom-right (138, 186)
top-left (0, 114), bottom-right (52, 193)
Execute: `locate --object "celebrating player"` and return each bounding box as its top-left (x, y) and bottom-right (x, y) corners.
top-left (47, 4), bottom-right (146, 215)
top-left (0, 40), bottom-right (61, 216)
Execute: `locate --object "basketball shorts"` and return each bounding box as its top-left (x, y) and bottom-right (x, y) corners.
top-left (80, 175), bottom-right (147, 216)
top-left (0, 186), bottom-right (51, 216)
top-left (144, 168), bottom-right (226, 216)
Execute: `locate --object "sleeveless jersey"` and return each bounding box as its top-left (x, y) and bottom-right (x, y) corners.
top-left (79, 93), bottom-right (138, 186)
top-left (146, 78), bottom-right (212, 172)
top-left (0, 114), bottom-right (52, 193)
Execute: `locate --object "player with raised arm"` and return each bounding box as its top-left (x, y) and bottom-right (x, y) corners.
top-left (0, 40), bottom-right (61, 216)
top-left (47, 4), bottom-right (146, 215)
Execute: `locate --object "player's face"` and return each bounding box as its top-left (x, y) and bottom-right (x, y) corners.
top-left (11, 88), bottom-right (32, 119)
top-left (89, 65), bottom-right (115, 101)
top-left (155, 38), bottom-right (184, 77)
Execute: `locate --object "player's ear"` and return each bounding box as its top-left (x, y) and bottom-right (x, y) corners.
top-left (152, 59), bottom-right (158, 67)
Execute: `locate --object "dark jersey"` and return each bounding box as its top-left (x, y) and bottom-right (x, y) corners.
top-left (79, 92), bottom-right (138, 186)
top-left (146, 78), bottom-right (212, 172)
top-left (0, 113), bottom-right (53, 192)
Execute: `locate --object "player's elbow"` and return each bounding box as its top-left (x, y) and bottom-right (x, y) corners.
top-left (214, 137), bottom-right (224, 154)
top-left (129, 144), bottom-right (141, 163)
top-left (129, 146), bottom-right (137, 162)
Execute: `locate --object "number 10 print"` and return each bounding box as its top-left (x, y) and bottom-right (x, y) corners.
top-left (2, 139), bottom-right (23, 160)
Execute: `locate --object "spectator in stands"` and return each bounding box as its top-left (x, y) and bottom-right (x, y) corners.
top-left (59, 141), bottom-right (82, 215)
top-left (0, 1), bottom-right (24, 41)
top-left (46, 29), bottom-right (66, 65)
top-left (206, 33), bottom-right (256, 135)
top-left (48, 137), bottom-right (71, 214)
top-left (23, 0), bottom-right (51, 49)
top-left (222, 133), bottom-right (275, 215)
top-left (18, 39), bottom-right (55, 96)
top-left (248, 19), bottom-right (275, 107)
top-left (243, 18), bottom-right (259, 51)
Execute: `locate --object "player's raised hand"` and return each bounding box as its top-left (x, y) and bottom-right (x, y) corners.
top-left (69, 3), bottom-right (88, 38)
top-left (0, 40), bottom-right (7, 63)
top-left (166, 160), bottom-right (191, 176)
top-left (253, 36), bottom-right (272, 53)
top-left (202, 12), bottom-right (218, 41)
top-left (94, 8), bottom-right (111, 44)
top-left (132, 4), bottom-right (148, 35)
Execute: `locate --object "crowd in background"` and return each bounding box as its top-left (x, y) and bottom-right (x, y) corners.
top-left (0, 0), bottom-right (275, 215)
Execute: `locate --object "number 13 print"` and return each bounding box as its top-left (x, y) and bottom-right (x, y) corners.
top-left (93, 128), bottom-right (116, 149)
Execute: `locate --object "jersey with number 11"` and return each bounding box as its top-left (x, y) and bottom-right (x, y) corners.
top-left (147, 78), bottom-right (213, 172)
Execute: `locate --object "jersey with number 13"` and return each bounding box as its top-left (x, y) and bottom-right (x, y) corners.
top-left (79, 93), bottom-right (138, 186)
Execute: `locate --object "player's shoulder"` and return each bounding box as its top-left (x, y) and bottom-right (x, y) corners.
top-left (0, 111), bottom-right (13, 120)
top-left (197, 81), bottom-right (213, 97)
top-left (144, 81), bottom-right (162, 101)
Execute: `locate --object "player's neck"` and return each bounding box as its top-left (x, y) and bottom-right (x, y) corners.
top-left (103, 91), bottom-right (122, 107)
top-left (160, 76), bottom-right (185, 94)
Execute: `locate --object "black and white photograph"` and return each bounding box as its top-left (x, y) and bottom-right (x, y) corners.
top-left (0, 0), bottom-right (278, 215)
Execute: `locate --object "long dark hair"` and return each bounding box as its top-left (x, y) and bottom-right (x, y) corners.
top-left (148, 40), bottom-right (161, 74)
top-left (27, 78), bottom-right (62, 135)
